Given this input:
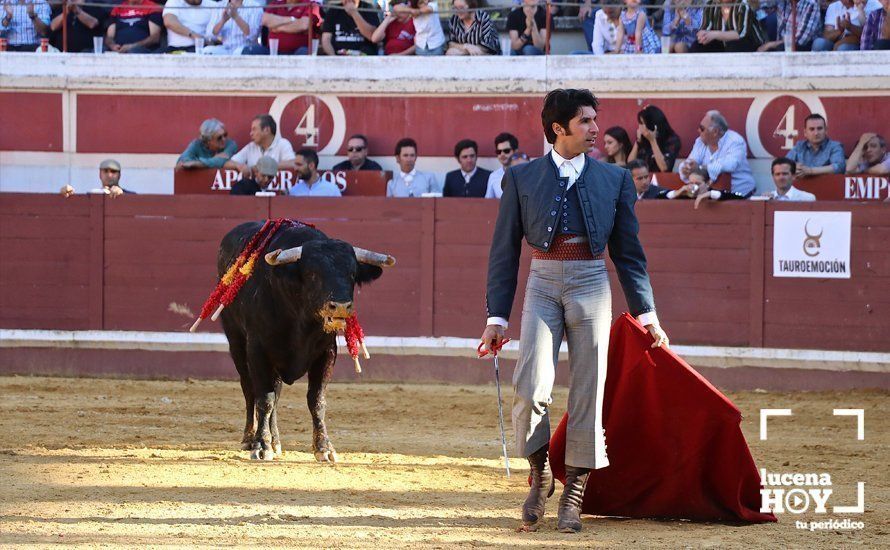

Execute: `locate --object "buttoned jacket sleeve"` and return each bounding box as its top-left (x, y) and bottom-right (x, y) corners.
top-left (608, 169), bottom-right (655, 317)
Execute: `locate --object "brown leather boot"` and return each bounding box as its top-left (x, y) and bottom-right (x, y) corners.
top-left (557, 465), bottom-right (590, 533)
top-left (521, 445), bottom-right (555, 530)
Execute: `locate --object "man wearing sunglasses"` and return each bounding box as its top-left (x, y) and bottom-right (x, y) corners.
top-left (485, 132), bottom-right (519, 199)
top-left (331, 134), bottom-right (383, 171)
top-left (176, 118), bottom-right (238, 170)
top-left (679, 110), bottom-right (755, 197)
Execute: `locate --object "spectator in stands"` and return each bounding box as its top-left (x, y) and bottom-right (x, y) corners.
top-left (680, 110), bottom-right (756, 197)
top-left (662, 0), bottom-right (703, 52)
top-left (386, 137), bottom-right (439, 197)
top-left (577, 0), bottom-right (596, 51)
top-left (289, 149), bottom-right (342, 197)
top-left (570, 4), bottom-right (621, 55)
top-left (602, 126), bottom-right (633, 167)
top-left (812, 0), bottom-right (880, 51)
top-left (617, 0), bottom-right (661, 53)
top-left (446, 0), bottom-right (500, 55)
top-left (627, 105), bottom-right (681, 172)
top-left (331, 135), bottom-right (384, 171)
top-left (443, 139), bottom-right (491, 197)
top-left (230, 155), bottom-right (278, 195)
top-left (786, 114), bottom-right (845, 177)
top-left (404, 0), bottom-right (446, 55)
top-left (846, 133), bottom-right (890, 174)
top-left (691, 0), bottom-right (765, 52)
top-left (758, 0), bottom-right (821, 51)
top-left (242, 0), bottom-right (320, 55)
top-left (226, 114), bottom-right (296, 176)
top-left (163, 0), bottom-right (216, 54)
top-left (202, 0), bottom-right (262, 54)
top-left (105, 0), bottom-right (162, 53)
top-left (689, 165), bottom-right (750, 207)
top-left (628, 159), bottom-right (670, 199)
top-left (321, 0), bottom-right (381, 56)
top-left (1, 0), bottom-right (50, 51)
top-left (176, 119), bottom-right (238, 170)
top-left (49, 0), bottom-right (105, 52)
top-left (372, 0), bottom-right (416, 54)
top-left (861, 0), bottom-right (890, 49)
top-left (763, 157), bottom-right (817, 201)
top-left (485, 132), bottom-right (519, 199)
top-left (61, 159), bottom-right (133, 197)
top-left (507, 0), bottom-right (547, 55)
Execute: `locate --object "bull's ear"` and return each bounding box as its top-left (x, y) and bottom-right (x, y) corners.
top-left (356, 264), bottom-right (383, 286)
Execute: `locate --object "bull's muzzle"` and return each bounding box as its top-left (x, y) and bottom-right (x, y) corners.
top-left (321, 301), bottom-right (353, 333)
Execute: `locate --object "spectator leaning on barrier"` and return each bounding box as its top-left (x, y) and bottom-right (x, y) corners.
top-left (681, 110), bottom-right (756, 197)
top-left (372, 0), bottom-right (416, 54)
top-left (406, 0), bottom-right (446, 55)
top-left (485, 132), bottom-right (519, 199)
top-left (764, 157), bottom-right (817, 201)
top-left (446, 0), bottom-right (500, 55)
top-left (846, 133), bottom-right (890, 174)
top-left (602, 126), bottom-right (633, 168)
top-left (177, 118), bottom-right (238, 170)
top-left (243, 0), bottom-right (320, 55)
top-left (163, 0), bottom-right (219, 53)
top-left (105, 0), bottom-right (162, 53)
top-left (628, 159), bottom-right (670, 199)
top-left (692, 0), bottom-right (765, 52)
top-left (331, 134), bottom-right (384, 171)
top-left (1, 0), bottom-right (51, 51)
top-left (507, 0), bottom-right (548, 55)
top-left (813, 0), bottom-right (880, 51)
top-left (443, 139), bottom-right (491, 197)
top-left (226, 114), bottom-right (297, 176)
top-left (61, 159), bottom-right (134, 198)
top-left (289, 148), bottom-right (343, 197)
top-left (203, 0), bottom-right (263, 54)
top-left (861, 0), bottom-right (890, 50)
top-left (386, 137), bottom-right (439, 197)
top-left (231, 155), bottom-right (278, 195)
top-left (758, 0), bottom-right (821, 51)
top-left (628, 105), bottom-right (682, 173)
top-left (321, 0), bottom-right (381, 56)
top-left (786, 114), bottom-right (845, 177)
top-left (49, 0), bottom-right (105, 52)
top-left (662, 0), bottom-right (703, 53)
top-left (617, 0), bottom-right (661, 53)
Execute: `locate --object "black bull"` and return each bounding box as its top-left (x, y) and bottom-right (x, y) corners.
top-left (218, 221), bottom-right (394, 461)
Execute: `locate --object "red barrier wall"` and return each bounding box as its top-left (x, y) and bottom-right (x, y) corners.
top-left (1, 194), bottom-right (887, 352)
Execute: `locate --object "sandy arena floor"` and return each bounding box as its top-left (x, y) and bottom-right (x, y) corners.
top-left (0, 375), bottom-right (886, 548)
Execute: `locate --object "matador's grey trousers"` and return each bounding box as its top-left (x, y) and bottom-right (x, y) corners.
top-left (512, 258), bottom-right (611, 470)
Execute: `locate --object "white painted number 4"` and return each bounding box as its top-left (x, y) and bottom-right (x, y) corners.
top-left (773, 104), bottom-right (798, 151)
top-left (295, 104), bottom-right (319, 147)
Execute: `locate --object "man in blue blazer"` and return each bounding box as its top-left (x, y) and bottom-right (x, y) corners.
top-left (480, 89), bottom-right (670, 533)
top-left (443, 139), bottom-right (491, 197)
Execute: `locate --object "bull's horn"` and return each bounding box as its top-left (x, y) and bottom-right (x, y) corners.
top-left (265, 246), bottom-right (303, 265)
top-left (353, 246), bottom-right (396, 267)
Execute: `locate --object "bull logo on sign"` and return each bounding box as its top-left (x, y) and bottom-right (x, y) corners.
top-left (803, 219), bottom-right (823, 257)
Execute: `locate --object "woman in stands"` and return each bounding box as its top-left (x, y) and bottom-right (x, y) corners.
top-left (372, 0), bottom-right (417, 55)
top-left (691, 0), bottom-right (765, 52)
top-left (602, 126), bottom-right (633, 167)
top-left (628, 105), bottom-right (682, 172)
top-left (445, 0), bottom-right (500, 55)
top-left (616, 0), bottom-right (662, 53)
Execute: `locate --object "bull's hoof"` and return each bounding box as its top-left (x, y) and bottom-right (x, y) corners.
top-left (273, 441), bottom-right (283, 457)
top-left (314, 448), bottom-right (338, 463)
top-left (250, 444), bottom-right (275, 461)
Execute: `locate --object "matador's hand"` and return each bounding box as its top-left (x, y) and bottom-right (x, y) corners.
top-left (480, 324), bottom-right (506, 354)
top-left (646, 323), bottom-right (669, 349)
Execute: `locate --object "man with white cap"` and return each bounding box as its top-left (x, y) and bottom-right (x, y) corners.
top-left (61, 159), bottom-right (133, 197)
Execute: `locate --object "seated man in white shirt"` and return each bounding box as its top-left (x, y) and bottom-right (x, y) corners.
top-left (162, 0), bottom-right (219, 53)
top-left (680, 110), bottom-right (756, 197)
top-left (763, 157), bottom-right (816, 201)
top-left (485, 132), bottom-right (518, 199)
top-left (386, 137), bottom-right (439, 197)
top-left (288, 148), bottom-right (342, 197)
top-left (225, 114), bottom-right (297, 177)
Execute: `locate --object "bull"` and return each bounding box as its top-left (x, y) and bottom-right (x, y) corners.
top-left (217, 221), bottom-right (394, 461)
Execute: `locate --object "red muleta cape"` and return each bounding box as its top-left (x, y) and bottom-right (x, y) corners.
top-left (548, 313), bottom-right (776, 523)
